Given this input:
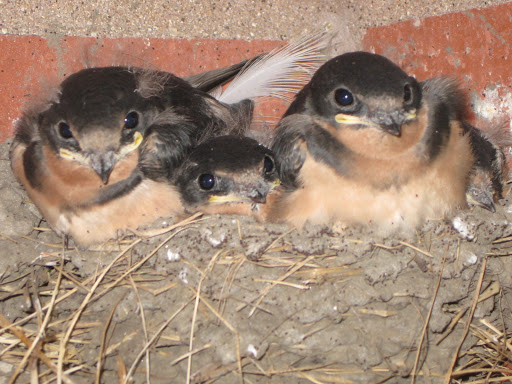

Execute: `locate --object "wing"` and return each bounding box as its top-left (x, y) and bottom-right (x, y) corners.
top-left (272, 114), bottom-right (354, 189)
top-left (10, 110), bottom-right (45, 189)
top-left (196, 97), bottom-right (254, 142)
top-left (161, 73), bottom-right (255, 140)
top-left (271, 116), bottom-right (310, 189)
top-left (184, 57), bottom-right (259, 92)
top-left (463, 121), bottom-right (509, 210)
top-left (138, 117), bottom-right (198, 181)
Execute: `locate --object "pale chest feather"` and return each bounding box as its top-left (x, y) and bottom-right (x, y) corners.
top-left (279, 121), bottom-right (474, 231)
top-left (57, 179), bottom-right (184, 246)
top-left (12, 143), bottom-right (183, 246)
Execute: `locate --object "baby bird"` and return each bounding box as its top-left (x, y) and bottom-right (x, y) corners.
top-left (269, 51), bottom-right (478, 232)
top-left (174, 135), bottom-right (279, 218)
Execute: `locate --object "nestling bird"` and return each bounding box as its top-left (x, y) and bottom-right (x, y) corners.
top-left (10, 33), bottom-right (330, 246)
top-left (174, 135), bottom-right (279, 218)
top-left (269, 51), bottom-right (487, 232)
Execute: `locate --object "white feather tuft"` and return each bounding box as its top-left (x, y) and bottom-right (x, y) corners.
top-left (213, 31), bottom-right (332, 104)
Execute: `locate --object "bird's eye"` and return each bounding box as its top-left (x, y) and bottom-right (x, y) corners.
top-left (334, 88), bottom-right (354, 106)
top-left (403, 84), bottom-right (413, 104)
top-left (198, 174), bottom-right (215, 190)
top-left (124, 111), bottom-right (139, 129)
top-left (58, 122), bottom-right (73, 139)
top-left (263, 155), bottom-right (274, 174)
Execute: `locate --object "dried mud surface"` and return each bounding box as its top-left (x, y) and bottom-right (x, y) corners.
top-left (0, 139), bottom-right (511, 384)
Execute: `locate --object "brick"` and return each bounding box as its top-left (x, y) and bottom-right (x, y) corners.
top-left (363, 2), bottom-right (512, 125)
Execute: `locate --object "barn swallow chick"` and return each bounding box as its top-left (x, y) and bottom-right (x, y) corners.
top-left (174, 136), bottom-right (279, 218)
top-left (10, 66), bottom-right (255, 246)
top-left (269, 51), bottom-right (476, 232)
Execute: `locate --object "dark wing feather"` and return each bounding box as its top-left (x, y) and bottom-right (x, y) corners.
top-left (273, 114), bottom-right (353, 188)
top-left (463, 121), bottom-right (508, 201)
top-left (272, 116), bottom-right (310, 189)
top-left (184, 57), bottom-right (260, 92)
top-left (139, 120), bottom-right (197, 181)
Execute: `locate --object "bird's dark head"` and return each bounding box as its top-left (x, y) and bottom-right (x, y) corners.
top-left (290, 52), bottom-right (421, 137)
top-left (39, 67), bottom-right (155, 184)
top-left (176, 136), bottom-right (280, 210)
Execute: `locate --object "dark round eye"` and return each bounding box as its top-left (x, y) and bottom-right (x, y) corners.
top-left (263, 155), bottom-right (274, 174)
top-left (58, 122), bottom-right (73, 139)
top-left (198, 174), bottom-right (215, 190)
top-left (124, 111), bottom-right (139, 129)
top-left (334, 88), bottom-right (354, 106)
top-left (403, 84), bottom-right (413, 104)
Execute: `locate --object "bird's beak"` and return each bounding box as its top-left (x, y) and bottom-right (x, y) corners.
top-left (335, 113), bottom-right (372, 127)
top-left (335, 109), bottom-right (416, 138)
top-left (466, 189), bottom-right (496, 213)
top-left (59, 148), bottom-right (77, 161)
top-left (94, 132), bottom-right (142, 183)
top-left (379, 109), bottom-right (417, 137)
top-left (88, 151), bottom-right (117, 184)
top-left (59, 131), bottom-right (143, 184)
top-left (207, 180), bottom-right (280, 204)
top-left (207, 194), bottom-right (245, 203)
top-left (335, 113), bottom-right (400, 135)
top-left (248, 190), bottom-right (267, 204)
top-left (119, 131), bottom-right (143, 156)
top-left (207, 193), bottom-right (267, 204)
top-left (379, 122), bottom-right (402, 137)
top-left (59, 148), bottom-right (115, 183)
top-left (248, 179), bottom-right (281, 203)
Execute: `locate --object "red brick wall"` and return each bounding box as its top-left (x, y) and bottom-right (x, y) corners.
top-left (363, 2), bottom-right (512, 127)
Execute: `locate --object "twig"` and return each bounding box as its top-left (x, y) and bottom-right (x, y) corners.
top-left (399, 241), bottom-right (433, 258)
top-left (187, 250), bottom-right (224, 384)
top-left (189, 288), bottom-right (244, 384)
top-left (8, 255), bottom-right (66, 384)
top-left (263, 228), bottom-right (295, 253)
top-left (435, 307), bottom-right (468, 345)
top-left (123, 296), bottom-right (195, 384)
top-left (129, 276), bottom-right (151, 384)
top-left (411, 255), bottom-right (446, 383)
top-left (57, 239), bottom-right (141, 384)
top-left (444, 256), bottom-right (487, 384)
top-left (0, 232), bottom-right (19, 244)
top-left (95, 293), bottom-right (126, 384)
top-left (172, 344), bottom-right (211, 365)
top-left (236, 255), bottom-right (315, 317)
top-left (96, 227), bottom-right (191, 298)
top-left (130, 212), bottom-right (204, 238)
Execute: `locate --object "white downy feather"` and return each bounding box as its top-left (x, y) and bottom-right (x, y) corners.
top-left (211, 31), bottom-right (332, 104)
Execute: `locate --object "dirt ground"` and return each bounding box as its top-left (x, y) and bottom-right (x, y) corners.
top-left (1, 1), bottom-right (512, 384)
